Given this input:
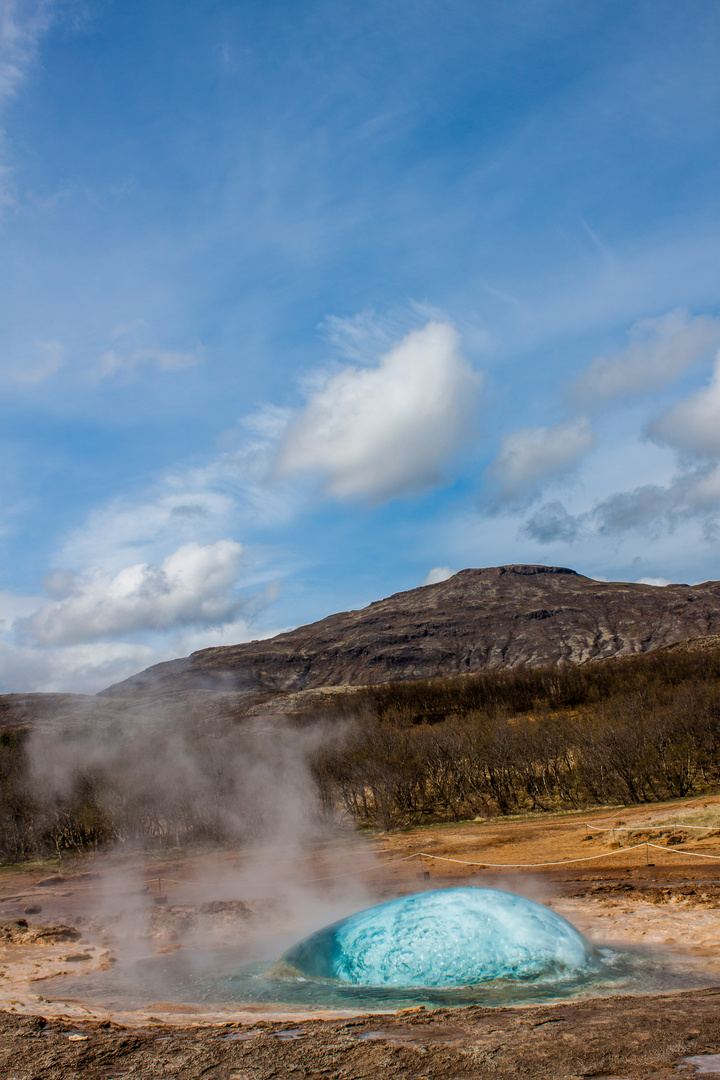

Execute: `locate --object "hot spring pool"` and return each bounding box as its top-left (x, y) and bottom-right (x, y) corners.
top-left (48, 886), bottom-right (716, 1013)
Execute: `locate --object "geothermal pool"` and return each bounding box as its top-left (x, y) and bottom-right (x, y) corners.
top-left (47, 886), bottom-right (715, 1013)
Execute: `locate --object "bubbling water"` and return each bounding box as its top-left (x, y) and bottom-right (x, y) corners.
top-left (279, 887), bottom-right (595, 988)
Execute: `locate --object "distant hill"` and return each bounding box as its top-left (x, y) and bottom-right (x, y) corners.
top-left (99, 564), bottom-right (720, 700)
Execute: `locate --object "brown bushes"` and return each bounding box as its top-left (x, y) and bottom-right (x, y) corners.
top-left (309, 649), bottom-right (720, 828)
top-left (0, 648), bottom-right (718, 859)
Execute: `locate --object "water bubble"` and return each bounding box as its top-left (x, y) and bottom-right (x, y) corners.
top-left (280, 887), bottom-right (595, 989)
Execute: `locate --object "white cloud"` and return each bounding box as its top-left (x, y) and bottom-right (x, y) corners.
top-left (57, 489), bottom-right (237, 574)
top-left (636, 577), bottom-right (670, 587)
top-left (486, 417), bottom-right (596, 505)
top-left (0, 638), bottom-right (161, 694)
top-left (19, 539), bottom-right (245, 646)
top-left (0, 599), bottom-right (283, 694)
top-left (277, 321), bottom-right (481, 501)
top-left (648, 352), bottom-right (720, 458)
top-left (421, 565), bottom-right (455, 586)
top-left (319, 301), bottom-right (452, 363)
top-left (569, 310), bottom-right (720, 407)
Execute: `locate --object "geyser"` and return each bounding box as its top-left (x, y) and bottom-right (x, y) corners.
top-left (281, 887), bottom-right (594, 988)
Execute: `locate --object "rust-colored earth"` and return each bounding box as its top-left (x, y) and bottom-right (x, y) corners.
top-left (1, 794), bottom-right (719, 1078)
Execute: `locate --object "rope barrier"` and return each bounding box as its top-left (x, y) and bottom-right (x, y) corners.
top-left (648, 843), bottom-right (720, 860)
top-left (414, 842), bottom-right (720, 869)
top-left (587, 823), bottom-right (717, 832)
top-left (411, 843), bottom-right (653, 869)
top-left (144, 840), bottom-right (720, 887)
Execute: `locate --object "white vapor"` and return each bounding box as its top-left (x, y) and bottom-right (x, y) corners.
top-left (648, 351), bottom-right (720, 458)
top-left (277, 321), bottom-right (481, 501)
top-left (18, 539), bottom-right (245, 646)
top-left (569, 309), bottom-right (720, 407)
top-left (486, 417), bottom-right (596, 505)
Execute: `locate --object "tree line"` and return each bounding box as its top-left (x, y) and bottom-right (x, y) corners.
top-left (309, 648), bottom-right (720, 828)
top-left (0, 646), bottom-right (718, 861)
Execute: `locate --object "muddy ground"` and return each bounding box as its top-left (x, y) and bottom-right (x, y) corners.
top-left (1, 794), bottom-right (719, 1078)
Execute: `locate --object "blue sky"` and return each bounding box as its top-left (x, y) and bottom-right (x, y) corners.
top-left (1, 0), bottom-right (719, 692)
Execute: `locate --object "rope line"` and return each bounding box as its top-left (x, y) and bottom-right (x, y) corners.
top-left (144, 840), bottom-right (720, 886)
top-left (412, 843), bottom-right (652, 869)
top-left (415, 843), bottom-right (720, 868)
top-left (651, 843), bottom-right (720, 860)
top-left (586, 823), bottom-right (717, 832)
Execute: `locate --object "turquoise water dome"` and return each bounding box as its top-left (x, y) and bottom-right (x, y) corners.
top-left (281, 887), bottom-right (594, 989)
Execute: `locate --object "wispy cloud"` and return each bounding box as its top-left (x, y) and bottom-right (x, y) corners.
top-left (90, 344), bottom-right (203, 382)
top-left (9, 338), bottom-right (65, 383)
top-left (569, 310), bottom-right (720, 407)
top-left (0, 0), bottom-right (57, 207)
top-left (486, 417), bottom-right (596, 507)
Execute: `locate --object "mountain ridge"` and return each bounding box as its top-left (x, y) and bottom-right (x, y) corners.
top-left (99, 564), bottom-right (720, 699)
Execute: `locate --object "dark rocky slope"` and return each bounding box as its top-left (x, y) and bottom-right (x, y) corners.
top-left (100, 564), bottom-right (720, 699)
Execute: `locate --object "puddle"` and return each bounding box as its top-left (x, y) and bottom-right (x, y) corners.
top-left (357, 1024), bottom-right (466, 1046)
top-left (680, 1056), bottom-right (720, 1076)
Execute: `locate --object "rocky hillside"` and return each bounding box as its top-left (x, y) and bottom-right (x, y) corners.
top-left (100, 564), bottom-right (720, 699)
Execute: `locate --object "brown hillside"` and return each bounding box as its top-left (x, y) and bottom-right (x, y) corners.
top-left (99, 564), bottom-right (720, 699)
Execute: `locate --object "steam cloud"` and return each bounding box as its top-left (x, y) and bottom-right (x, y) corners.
top-left (20, 702), bottom-right (379, 978)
